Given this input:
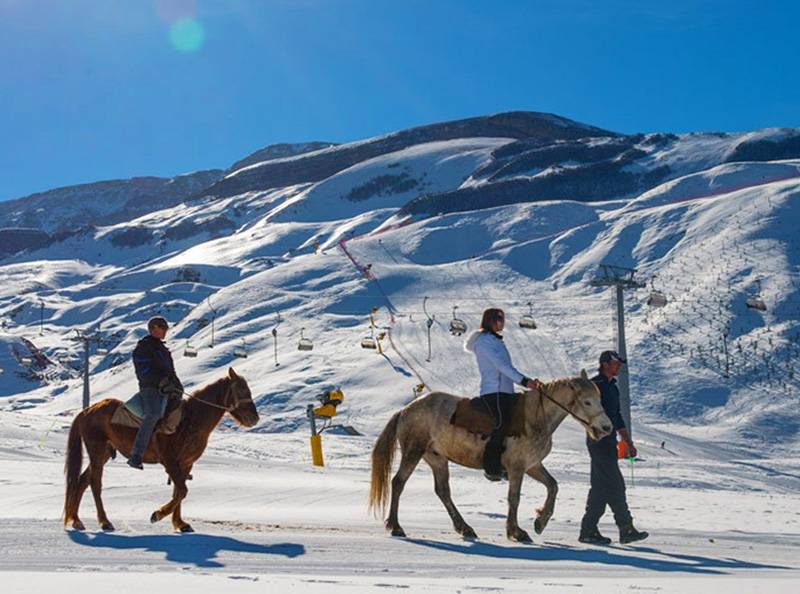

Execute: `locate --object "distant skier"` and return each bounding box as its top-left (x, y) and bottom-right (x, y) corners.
top-left (579, 350), bottom-right (648, 545)
top-left (464, 307), bottom-right (540, 481)
top-left (127, 317), bottom-right (184, 469)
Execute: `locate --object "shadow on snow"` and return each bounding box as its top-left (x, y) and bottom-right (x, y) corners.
top-left (67, 531), bottom-right (305, 568)
top-left (404, 538), bottom-right (793, 575)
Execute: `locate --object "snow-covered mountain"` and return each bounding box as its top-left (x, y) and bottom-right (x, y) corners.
top-left (0, 169), bottom-right (224, 256)
top-left (1, 111), bottom-right (799, 453)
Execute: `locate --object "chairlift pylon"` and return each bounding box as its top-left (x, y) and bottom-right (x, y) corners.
top-left (519, 301), bottom-right (537, 330)
top-left (271, 312), bottom-right (282, 366)
top-left (423, 297), bottom-right (435, 362)
top-left (298, 327), bottom-right (314, 351)
top-left (449, 305), bottom-right (467, 336)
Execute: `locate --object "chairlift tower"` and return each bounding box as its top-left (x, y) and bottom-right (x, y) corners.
top-left (590, 264), bottom-right (645, 438)
top-left (69, 328), bottom-right (111, 409)
top-left (207, 295), bottom-right (217, 348)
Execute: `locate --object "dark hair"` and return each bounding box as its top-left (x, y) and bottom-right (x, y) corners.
top-left (480, 308), bottom-right (505, 332)
top-left (147, 316), bottom-right (169, 332)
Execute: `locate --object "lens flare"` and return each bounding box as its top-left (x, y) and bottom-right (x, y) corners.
top-left (169, 18), bottom-right (205, 53)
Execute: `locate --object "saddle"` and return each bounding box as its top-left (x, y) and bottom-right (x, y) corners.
top-left (450, 393), bottom-right (527, 438)
top-left (110, 397), bottom-right (184, 435)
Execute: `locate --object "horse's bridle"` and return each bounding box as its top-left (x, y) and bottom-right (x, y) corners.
top-left (187, 380), bottom-right (254, 413)
top-left (537, 384), bottom-right (596, 429)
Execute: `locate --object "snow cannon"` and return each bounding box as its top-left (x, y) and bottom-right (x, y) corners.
top-left (306, 388), bottom-right (360, 467)
top-left (313, 388), bottom-right (344, 418)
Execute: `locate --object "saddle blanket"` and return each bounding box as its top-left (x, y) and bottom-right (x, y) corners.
top-left (110, 393), bottom-right (184, 436)
top-left (450, 393), bottom-right (526, 438)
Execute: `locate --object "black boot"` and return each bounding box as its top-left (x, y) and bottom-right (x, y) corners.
top-left (619, 523), bottom-right (649, 544)
top-left (127, 453), bottom-right (144, 470)
top-left (579, 527), bottom-right (612, 545)
top-left (483, 434), bottom-right (504, 482)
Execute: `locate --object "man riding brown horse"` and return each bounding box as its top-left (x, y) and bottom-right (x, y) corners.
top-left (128, 316), bottom-right (184, 469)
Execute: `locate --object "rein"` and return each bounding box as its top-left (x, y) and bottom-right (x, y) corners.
top-left (181, 386), bottom-right (253, 413)
top-left (537, 385), bottom-right (594, 428)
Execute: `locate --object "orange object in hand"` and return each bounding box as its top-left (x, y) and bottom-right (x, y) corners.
top-left (617, 440), bottom-right (629, 459)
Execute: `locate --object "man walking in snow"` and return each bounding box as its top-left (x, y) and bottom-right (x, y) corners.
top-left (579, 350), bottom-right (648, 544)
top-left (127, 317), bottom-right (183, 469)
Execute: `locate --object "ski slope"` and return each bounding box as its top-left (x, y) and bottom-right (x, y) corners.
top-left (1, 121), bottom-right (799, 591)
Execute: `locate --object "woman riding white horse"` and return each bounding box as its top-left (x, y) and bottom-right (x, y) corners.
top-left (464, 307), bottom-right (540, 481)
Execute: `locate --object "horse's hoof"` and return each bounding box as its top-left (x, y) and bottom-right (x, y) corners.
top-left (101, 522), bottom-right (115, 532)
top-left (460, 526), bottom-right (478, 540)
top-left (178, 524), bottom-right (194, 533)
top-left (71, 520), bottom-right (86, 531)
top-left (534, 518), bottom-right (545, 535)
top-left (509, 529), bottom-right (533, 544)
top-left (390, 527), bottom-right (406, 538)
top-left (150, 512), bottom-right (160, 524)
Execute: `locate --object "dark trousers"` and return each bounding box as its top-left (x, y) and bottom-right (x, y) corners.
top-left (580, 437), bottom-right (633, 531)
top-left (131, 387), bottom-right (167, 458)
top-left (480, 392), bottom-right (515, 473)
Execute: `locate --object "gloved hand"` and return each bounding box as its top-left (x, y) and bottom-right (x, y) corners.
top-left (158, 377), bottom-right (183, 398)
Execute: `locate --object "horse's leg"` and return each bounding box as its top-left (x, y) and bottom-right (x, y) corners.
top-left (527, 463), bottom-right (558, 535)
top-left (385, 443), bottom-right (424, 538)
top-left (506, 469), bottom-right (532, 543)
top-left (150, 459), bottom-right (188, 528)
top-left (170, 464), bottom-right (194, 533)
top-left (67, 468), bottom-right (92, 531)
top-left (424, 452), bottom-right (476, 539)
top-left (87, 443), bottom-right (114, 531)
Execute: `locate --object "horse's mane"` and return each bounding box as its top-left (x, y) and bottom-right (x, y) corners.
top-left (539, 377), bottom-right (573, 392)
top-left (181, 377), bottom-right (229, 423)
top-left (188, 377), bottom-right (228, 401)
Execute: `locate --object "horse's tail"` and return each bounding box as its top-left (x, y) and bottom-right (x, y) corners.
top-left (369, 411), bottom-right (401, 517)
top-left (63, 413), bottom-right (84, 525)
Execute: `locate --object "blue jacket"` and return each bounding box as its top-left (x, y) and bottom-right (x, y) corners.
top-left (591, 373), bottom-right (626, 443)
top-left (132, 335), bottom-right (182, 391)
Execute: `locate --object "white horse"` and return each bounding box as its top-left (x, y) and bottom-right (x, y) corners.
top-left (369, 371), bottom-right (612, 542)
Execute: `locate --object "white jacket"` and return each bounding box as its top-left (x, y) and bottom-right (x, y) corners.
top-left (464, 330), bottom-right (526, 395)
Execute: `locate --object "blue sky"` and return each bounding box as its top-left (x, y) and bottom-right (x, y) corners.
top-left (1, 0), bottom-right (799, 200)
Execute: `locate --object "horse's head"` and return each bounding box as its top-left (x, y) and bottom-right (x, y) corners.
top-left (567, 369), bottom-right (612, 442)
top-left (225, 367), bottom-right (259, 428)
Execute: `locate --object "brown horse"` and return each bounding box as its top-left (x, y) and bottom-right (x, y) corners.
top-left (63, 367), bottom-right (258, 533)
top-left (369, 371), bottom-right (612, 542)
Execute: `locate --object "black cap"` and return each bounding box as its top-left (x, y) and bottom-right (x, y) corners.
top-left (148, 316), bottom-right (169, 331)
top-left (599, 350), bottom-right (626, 364)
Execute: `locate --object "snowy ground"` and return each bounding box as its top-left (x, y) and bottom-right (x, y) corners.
top-left (1, 411), bottom-right (798, 592)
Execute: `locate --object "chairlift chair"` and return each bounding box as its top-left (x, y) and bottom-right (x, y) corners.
top-left (298, 327), bottom-right (314, 351)
top-left (647, 290), bottom-right (668, 308)
top-left (746, 296), bottom-right (767, 311)
top-left (184, 340), bottom-right (198, 358)
top-left (233, 339), bottom-right (248, 358)
top-left (519, 301), bottom-right (537, 330)
top-left (361, 311), bottom-right (378, 349)
top-left (746, 279), bottom-right (767, 311)
top-left (449, 306), bottom-right (467, 336)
